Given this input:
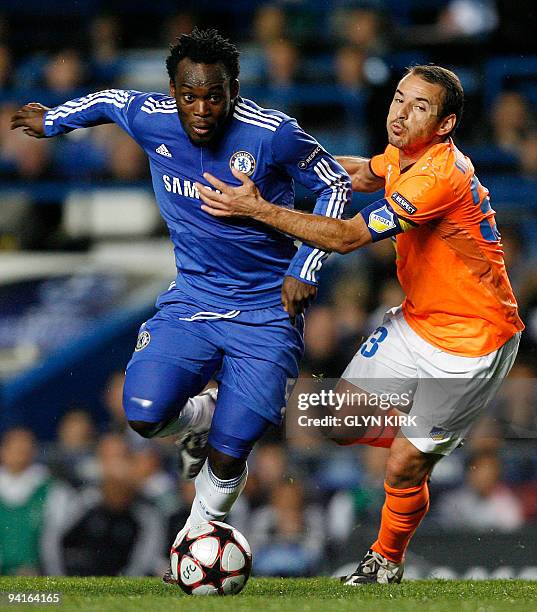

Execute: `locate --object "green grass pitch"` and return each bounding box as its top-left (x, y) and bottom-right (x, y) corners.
top-left (0, 577), bottom-right (536, 611)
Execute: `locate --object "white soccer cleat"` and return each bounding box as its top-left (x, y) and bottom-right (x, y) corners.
top-left (342, 549), bottom-right (404, 585)
top-left (176, 388), bottom-right (217, 480)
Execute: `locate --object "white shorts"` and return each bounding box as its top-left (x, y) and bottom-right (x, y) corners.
top-left (341, 306), bottom-right (521, 455)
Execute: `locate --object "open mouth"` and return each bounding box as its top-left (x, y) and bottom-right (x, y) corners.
top-left (192, 124), bottom-right (214, 137)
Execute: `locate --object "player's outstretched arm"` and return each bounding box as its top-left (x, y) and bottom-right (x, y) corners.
top-left (198, 169), bottom-right (371, 254)
top-left (335, 156), bottom-right (385, 193)
top-left (13, 90), bottom-right (139, 140)
top-left (10, 103), bottom-right (49, 138)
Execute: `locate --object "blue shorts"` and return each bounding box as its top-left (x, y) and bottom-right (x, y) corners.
top-left (123, 288), bottom-right (304, 458)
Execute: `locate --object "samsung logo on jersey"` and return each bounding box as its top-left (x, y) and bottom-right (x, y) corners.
top-left (162, 175), bottom-right (200, 198)
top-left (391, 192), bottom-right (417, 215)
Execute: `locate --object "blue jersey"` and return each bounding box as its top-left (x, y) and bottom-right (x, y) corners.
top-left (44, 89), bottom-right (351, 310)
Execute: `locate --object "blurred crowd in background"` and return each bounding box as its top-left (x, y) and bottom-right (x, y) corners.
top-left (1, 0), bottom-right (537, 577)
top-left (1, 366), bottom-right (537, 577)
top-left (0, 0), bottom-right (536, 248)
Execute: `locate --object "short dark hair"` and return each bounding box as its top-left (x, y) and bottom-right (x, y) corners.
top-left (405, 64), bottom-right (464, 135)
top-left (166, 28), bottom-right (240, 84)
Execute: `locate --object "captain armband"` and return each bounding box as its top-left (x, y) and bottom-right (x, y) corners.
top-left (358, 198), bottom-right (415, 242)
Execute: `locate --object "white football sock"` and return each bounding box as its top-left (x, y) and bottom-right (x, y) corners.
top-left (154, 388), bottom-right (216, 438)
top-left (188, 460), bottom-right (248, 526)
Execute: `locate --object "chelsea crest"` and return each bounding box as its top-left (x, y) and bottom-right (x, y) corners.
top-left (229, 151), bottom-right (256, 176)
top-left (135, 330), bottom-right (151, 351)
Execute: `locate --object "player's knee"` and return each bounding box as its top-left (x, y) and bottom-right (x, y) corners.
top-left (331, 437), bottom-right (349, 446)
top-left (208, 447), bottom-right (246, 480)
top-left (385, 454), bottom-right (411, 487)
top-left (123, 390), bottom-right (177, 439)
top-left (128, 419), bottom-right (163, 439)
top-left (330, 436), bottom-right (359, 446)
top-left (385, 447), bottom-right (428, 488)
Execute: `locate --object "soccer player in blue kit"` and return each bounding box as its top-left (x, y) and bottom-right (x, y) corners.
top-left (11, 29), bottom-right (351, 534)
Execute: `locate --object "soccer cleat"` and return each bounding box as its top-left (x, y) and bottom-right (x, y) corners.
top-left (178, 430), bottom-right (209, 480)
top-left (162, 565), bottom-right (178, 585)
top-left (342, 549), bottom-right (404, 585)
top-left (176, 387), bottom-right (217, 480)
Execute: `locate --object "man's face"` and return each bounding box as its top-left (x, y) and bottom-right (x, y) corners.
top-left (386, 73), bottom-right (451, 155)
top-left (171, 58), bottom-right (239, 146)
top-left (0, 429), bottom-right (35, 474)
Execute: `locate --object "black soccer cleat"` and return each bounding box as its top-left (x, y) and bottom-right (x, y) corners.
top-left (342, 549), bottom-right (404, 585)
top-left (177, 430), bottom-right (210, 480)
top-left (162, 565), bottom-right (178, 585)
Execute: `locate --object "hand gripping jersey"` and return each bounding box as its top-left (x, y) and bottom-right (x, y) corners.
top-left (44, 90), bottom-right (351, 310)
top-left (368, 139), bottom-right (524, 357)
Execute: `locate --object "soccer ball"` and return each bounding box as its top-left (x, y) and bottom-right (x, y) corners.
top-left (170, 521), bottom-right (252, 596)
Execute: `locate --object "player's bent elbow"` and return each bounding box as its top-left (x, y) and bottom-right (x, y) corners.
top-left (350, 170), bottom-right (383, 193)
top-left (351, 176), bottom-right (376, 193)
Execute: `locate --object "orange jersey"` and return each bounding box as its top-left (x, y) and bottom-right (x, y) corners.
top-left (369, 139), bottom-right (524, 357)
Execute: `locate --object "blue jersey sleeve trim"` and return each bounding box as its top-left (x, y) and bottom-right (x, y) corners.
top-left (43, 89), bottom-right (144, 138)
top-left (285, 272), bottom-right (318, 286)
top-left (272, 119), bottom-right (352, 285)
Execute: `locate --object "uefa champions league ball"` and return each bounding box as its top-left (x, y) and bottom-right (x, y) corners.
top-left (170, 521), bottom-right (252, 596)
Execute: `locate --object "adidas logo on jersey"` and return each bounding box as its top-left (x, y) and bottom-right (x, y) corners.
top-left (156, 144), bottom-right (172, 158)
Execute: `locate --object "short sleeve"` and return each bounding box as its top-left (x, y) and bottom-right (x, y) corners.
top-left (387, 172), bottom-right (456, 225)
top-left (370, 153), bottom-right (386, 178)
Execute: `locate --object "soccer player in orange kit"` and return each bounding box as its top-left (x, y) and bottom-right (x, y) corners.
top-left (197, 65), bottom-right (524, 584)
